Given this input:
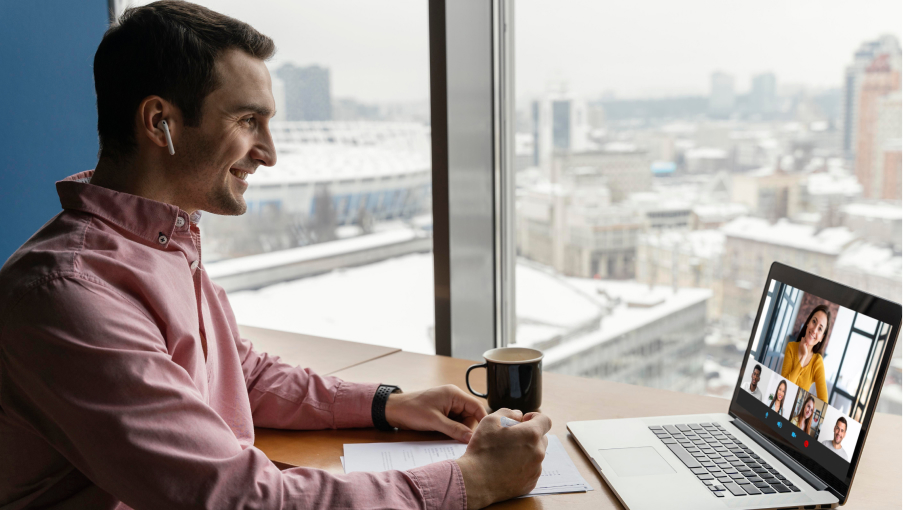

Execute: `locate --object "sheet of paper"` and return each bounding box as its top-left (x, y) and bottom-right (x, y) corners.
top-left (342, 434), bottom-right (592, 496)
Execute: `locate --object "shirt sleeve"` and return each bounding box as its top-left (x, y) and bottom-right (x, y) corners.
top-left (209, 282), bottom-right (379, 430)
top-left (0, 274), bottom-right (465, 510)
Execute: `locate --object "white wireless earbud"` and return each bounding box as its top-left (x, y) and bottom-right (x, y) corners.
top-left (160, 119), bottom-right (175, 155)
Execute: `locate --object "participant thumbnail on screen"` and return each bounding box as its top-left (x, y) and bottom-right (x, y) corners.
top-left (765, 374), bottom-right (799, 419)
top-left (788, 387), bottom-right (827, 437)
top-left (817, 406), bottom-right (861, 462)
top-left (740, 355), bottom-right (772, 403)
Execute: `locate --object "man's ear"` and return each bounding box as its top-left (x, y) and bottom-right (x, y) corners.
top-left (136, 96), bottom-right (177, 153)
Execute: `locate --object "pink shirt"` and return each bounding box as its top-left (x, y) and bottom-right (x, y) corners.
top-left (0, 171), bottom-right (465, 510)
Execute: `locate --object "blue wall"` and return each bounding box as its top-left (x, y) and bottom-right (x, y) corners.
top-left (0, 2), bottom-right (108, 262)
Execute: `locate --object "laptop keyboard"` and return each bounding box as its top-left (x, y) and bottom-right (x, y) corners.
top-left (649, 422), bottom-right (801, 498)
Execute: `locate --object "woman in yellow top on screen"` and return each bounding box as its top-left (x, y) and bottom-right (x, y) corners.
top-left (781, 305), bottom-right (830, 401)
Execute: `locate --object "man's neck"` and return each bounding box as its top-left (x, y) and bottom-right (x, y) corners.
top-left (832, 441), bottom-right (842, 450)
top-left (91, 155), bottom-right (194, 213)
top-left (749, 383), bottom-right (757, 391)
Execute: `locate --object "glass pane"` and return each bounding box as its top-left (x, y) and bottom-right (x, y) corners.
top-left (823, 306), bottom-right (856, 385)
top-left (513, 0), bottom-right (901, 401)
top-left (751, 295), bottom-right (771, 355)
top-left (129, 0), bottom-right (435, 353)
top-left (854, 313), bottom-right (879, 335)
top-left (837, 332), bottom-right (872, 395)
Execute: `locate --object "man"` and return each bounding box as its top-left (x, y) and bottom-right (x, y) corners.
top-left (0, 2), bottom-right (549, 509)
top-left (821, 417), bottom-right (849, 461)
top-left (748, 364), bottom-right (764, 401)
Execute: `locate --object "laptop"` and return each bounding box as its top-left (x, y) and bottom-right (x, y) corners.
top-left (568, 262), bottom-right (900, 509)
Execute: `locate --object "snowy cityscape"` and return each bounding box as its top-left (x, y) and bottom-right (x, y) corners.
top-left (189, 0), bottom-right (901, 416)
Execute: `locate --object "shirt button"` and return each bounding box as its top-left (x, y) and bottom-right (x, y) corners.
top-left (158, 233), bottom-right (168, 244)
top-left (190, 260), bottom-right (199, 271)
top-left (175, 217), bottom-right (186, 228)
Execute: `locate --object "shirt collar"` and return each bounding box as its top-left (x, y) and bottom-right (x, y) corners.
top-left (57, 170), bottom-right (193, 248)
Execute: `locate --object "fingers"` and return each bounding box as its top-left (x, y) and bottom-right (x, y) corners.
top-left (446, 385), bottom-right (488, 422)
top-left (522, 412), bottom-right (552, 437)
top-left (491, 408), bottom-right (524, 422)
top-left (437, 414), bottom-right (476, 443)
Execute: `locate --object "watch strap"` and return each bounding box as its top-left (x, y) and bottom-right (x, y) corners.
top-left (372, 384), bottom-right (401, 431)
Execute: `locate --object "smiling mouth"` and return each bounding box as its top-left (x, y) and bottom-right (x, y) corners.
top-left (230, 168), bottom-right (249, 181)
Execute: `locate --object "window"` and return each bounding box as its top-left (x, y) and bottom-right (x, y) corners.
top-left (510, 0), bottom-right (902, 408)
top-left (124, 0), bottom-right (436, 354)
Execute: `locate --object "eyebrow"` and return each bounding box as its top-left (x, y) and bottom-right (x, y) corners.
top-left (230, 103), bottom-right (276, 118)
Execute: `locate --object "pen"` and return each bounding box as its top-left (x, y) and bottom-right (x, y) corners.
top-left (500, 416), bottom-right (521, 427)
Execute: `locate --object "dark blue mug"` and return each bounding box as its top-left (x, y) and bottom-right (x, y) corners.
top-left (466, 347), bottom-right (543, 412)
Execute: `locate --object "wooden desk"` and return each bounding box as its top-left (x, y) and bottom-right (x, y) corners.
top-left (255, 351), bottom-right (902, 509)
top-left (238, 324), bottom-right (399, 375)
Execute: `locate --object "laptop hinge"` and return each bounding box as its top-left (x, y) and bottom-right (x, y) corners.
top-left (730, 417), bottom-right (835, 495)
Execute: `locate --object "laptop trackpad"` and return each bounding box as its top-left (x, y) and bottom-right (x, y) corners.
top-left (599, 447), bottom-right (675, 477)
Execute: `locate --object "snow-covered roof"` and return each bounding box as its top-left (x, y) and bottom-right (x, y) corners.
top-left (692, 202), bottom-right (749, 222)
top-left (836, 241), bottom-right (902, 279)
top-left (685, 147), bottom-right (728, 160)
top-left (842, 202), bottom-right (902, 221)
top-left (805, 172), bottom-right (863, 197)
top-left (250, 121), bottom-right (432, 185)
top-left (542, 281), bottom-right (711, 365)
top-left (721, 217), bottom-right (857, 255)
top-left (640, 230), bottom-right (725, 259)
top-left (205, 230), bottom-right (422, 279)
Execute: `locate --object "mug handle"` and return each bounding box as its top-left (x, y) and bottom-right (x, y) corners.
top-left (466, 363), bottom-right (488, 398)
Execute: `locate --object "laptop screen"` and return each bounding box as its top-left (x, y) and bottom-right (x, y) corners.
top-left (730, 265), bottom-right (899, 498)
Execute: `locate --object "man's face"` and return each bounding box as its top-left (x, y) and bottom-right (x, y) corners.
top-left (833, 421), bottom-right (846, 445)
top-left (750, 369), bottom-right (760, 389)
top-left (177, 48), bottom-right (277, 215)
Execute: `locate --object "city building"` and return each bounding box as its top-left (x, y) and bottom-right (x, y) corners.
top-left (842, 35), bottom-right (901, 157)
top-left (691, 202), bottom-right (748, 229)
top-left (636, 229), bottom-right (725, 319)
top-left (274, 63), bottom-right (332, 121)
top-left (531, 93), bottom-right (591, 171)
top-left (834, 241), bottom-right (902, 304)
top-left (731, 166), bottom-right (805, 222)
top-left (709, 72), bottom-right (735, 118)
top-left (799, 163), bottom-right (863, 228)
top-left (720, 217), bottom-right (857, 326)
top-left (841, 202), bottom-right (902, 253)
top-left (538, 280), bottom-right (711, 395)
top-left (749, 72), bottom-right (777, 116)
top-left (553, 143), bottom-right (651, 202)
top-left (854, 55), bottom-right (902, 199)
top-left (517, 179), bottom-right (643, 279)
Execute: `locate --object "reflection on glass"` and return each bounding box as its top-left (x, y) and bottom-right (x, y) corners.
top-left (853, 313), bottom-right (878, 335)
top-left (837, 332), bottom-right (871, 395)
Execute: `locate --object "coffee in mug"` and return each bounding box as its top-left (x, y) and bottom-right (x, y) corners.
top-left (465, 347), bottom-right (543, 412)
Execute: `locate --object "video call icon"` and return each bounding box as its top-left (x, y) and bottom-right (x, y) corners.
top-left (791, 432), bottom-right (796, 438)
top-left (777, 421), bottom-right (782, 428)
top-left (765, 412), bottom-right (769, 419)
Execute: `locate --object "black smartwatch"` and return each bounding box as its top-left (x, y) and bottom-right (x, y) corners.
top-left (372, 384), bottom-right (402, 431)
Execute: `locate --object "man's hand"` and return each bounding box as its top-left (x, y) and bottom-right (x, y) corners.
top-left (455, 409), bottom-right (552, 509)
top-left (384, 384), bottom-right (488, 443)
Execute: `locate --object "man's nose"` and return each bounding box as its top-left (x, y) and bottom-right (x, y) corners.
top-left (251, 129), bottom-right (277, 167)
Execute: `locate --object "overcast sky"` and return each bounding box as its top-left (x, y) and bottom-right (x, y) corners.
top-left (127, 0), bottom-right (900, 102)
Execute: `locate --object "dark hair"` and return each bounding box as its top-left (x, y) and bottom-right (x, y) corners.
top-left (94, 0), bottom-right (275, 159)
top-left (796, 304), bottom-right (832, 355)
top-left (835, 416), bottom-right (847, 430)
top-left (753, 364), bottom-right (762, 375)
top-left (770, 379), bottom-right (787, 414)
